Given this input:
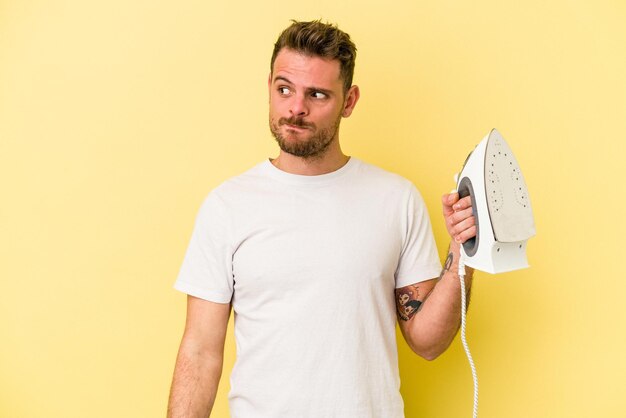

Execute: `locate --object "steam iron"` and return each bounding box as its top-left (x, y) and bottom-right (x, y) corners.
top-left (455, 129), bottom-right (536, 274)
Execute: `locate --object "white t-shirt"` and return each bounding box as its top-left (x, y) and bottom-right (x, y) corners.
top-left (175, 157), bottom-right (442, 418)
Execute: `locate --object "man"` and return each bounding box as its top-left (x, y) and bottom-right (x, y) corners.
top-left (168, 20), bottom-right (475, 418)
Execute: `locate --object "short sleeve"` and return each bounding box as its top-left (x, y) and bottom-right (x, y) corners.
top-left (174, 191), bottom-right (234, 303)
top-left (394, 184), bottom-right (442, 288)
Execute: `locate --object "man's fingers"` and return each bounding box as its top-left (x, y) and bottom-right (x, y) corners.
top-left (450, 215), bottom-right (476, 237)
top-left (453, 225), bottom-right (477, 244)
top-left (453, 196), bottom-right (472, 211)
top-left (443, 193), bottom-right (477, 243)
top-left (447, 207), bottom-right (473, 227)
top-left (442, 192), bottom-right (459, 215)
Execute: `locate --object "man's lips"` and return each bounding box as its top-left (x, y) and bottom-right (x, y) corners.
top-left (279, 118), bottom-right (314, 131)
top-left (283, 123), bottom-right (310, 131)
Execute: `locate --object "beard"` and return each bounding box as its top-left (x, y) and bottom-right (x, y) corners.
top-left (269, 114), bottom-right (341, 159)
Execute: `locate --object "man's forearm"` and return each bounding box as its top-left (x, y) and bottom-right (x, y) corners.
top-left (404, 241), bottom-right (474, 359)
top-left (167, 341), bottom-right (223, 418)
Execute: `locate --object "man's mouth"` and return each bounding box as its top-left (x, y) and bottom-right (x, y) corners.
top-left (284, 123), bottom-right (309, 131)
top-left (279, 118), bottom-right (313, 130)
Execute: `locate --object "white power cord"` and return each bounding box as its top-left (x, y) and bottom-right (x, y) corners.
top-left (458, 253), bottom-right (478, 418)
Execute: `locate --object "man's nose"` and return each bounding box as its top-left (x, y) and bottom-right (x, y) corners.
top-left (289, 94), bottom-right (308, 117)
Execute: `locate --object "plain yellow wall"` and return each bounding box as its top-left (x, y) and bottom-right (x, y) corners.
top-left (1, 0), bottom-right (625, 417)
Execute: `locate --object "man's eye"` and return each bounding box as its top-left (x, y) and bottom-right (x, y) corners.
top-left (278, 87), bottom-right (291, 95)
top-left (311, 91), bottom-right (327, 99)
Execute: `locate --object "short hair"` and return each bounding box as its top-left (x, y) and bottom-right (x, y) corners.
top-left (270, 20), bottom-right (357, 93)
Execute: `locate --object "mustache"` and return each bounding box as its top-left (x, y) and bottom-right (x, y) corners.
top-left (279, 117), bottom-right (315, 129)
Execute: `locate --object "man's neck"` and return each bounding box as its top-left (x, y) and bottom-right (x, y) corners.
top-left (271, 149), bottom-right (350, 176)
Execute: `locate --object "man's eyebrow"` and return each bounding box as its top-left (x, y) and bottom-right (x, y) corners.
top-left (273, 75), bottom-right (293, 85)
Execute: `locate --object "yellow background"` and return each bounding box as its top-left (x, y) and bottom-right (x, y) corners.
top-left (1, 0), bottom-right (625, 417)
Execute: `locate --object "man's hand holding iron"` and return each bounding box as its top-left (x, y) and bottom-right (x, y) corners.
top-left (442, 192), bottom-right (477, 245)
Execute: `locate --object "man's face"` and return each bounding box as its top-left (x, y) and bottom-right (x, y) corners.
top-left (268, 48), bottom-right (351, 159)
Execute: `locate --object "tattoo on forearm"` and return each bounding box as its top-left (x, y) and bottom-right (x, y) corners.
top-left (395, 253), bottom-right (461, 322)
top-left (439, 252), bottom-right (454, 280)
top-left (395, 284), bottom-right (423, 321)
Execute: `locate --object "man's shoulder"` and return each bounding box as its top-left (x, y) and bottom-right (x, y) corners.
top-left (209, 160), bottom-right (270, 193)
top-left (191, 161), bottom-right (270, 219)
top-left (352, 158), bottom-right (416, 191)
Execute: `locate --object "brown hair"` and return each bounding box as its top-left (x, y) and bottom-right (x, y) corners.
top-left (270, 20), bottom-right (357, 93)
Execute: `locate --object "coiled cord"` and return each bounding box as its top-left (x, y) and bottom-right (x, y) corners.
top-left (459, 254), bottom-right (478, 418)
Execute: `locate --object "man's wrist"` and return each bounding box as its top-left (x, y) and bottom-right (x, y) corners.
top-left (448, 240), bottom-right (464, 262)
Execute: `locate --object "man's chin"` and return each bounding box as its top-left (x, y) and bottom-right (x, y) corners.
top-left (280, 131), bottom-right (313, 144)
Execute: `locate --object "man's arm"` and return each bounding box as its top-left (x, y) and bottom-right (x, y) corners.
top-left (396, 192), bottom-right (475, 360)
top-left (167, 295), bottom-right (231, 418)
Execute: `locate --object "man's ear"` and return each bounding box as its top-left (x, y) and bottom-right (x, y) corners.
top-left (342, 85), bottom-right (360, 118)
